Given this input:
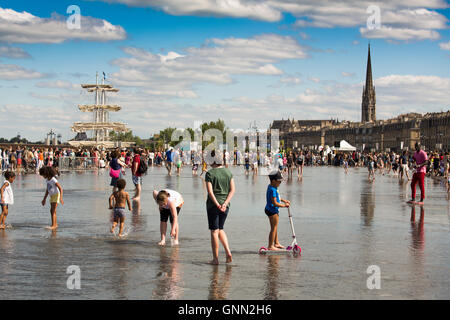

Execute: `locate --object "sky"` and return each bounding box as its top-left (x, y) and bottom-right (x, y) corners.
top-left (0, 0), bottom-right (449, 141)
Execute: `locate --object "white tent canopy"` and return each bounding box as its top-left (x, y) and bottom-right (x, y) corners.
top-left (331, 140), bottom-right (356, 151)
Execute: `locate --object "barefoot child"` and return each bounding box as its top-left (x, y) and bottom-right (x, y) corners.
top-left (368, 156), bottom-right (375, 181)
top-left (153, 189), bottom-right (184, 246)
top-left (265, 170), bottom-right (290, 251)
top-left (343, 154), bottom-right (349, 174)
top-left (109, 179), bottom-right (131, 237)
top-left (176, 158), bottom-right (182, 176)
top-left (40, 166), bottom-right (63, 230)
top-left (192, 152), bottom-right (201, 176)
top-left (0, 171), bottom-right (15, 229)
top-left (205, 150), bottom-right (235, 265)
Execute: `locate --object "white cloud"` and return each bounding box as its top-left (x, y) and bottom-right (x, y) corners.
top-left (35, 80), bottom-right (78, 90)
top-left (0, 103), bottom-right (78, 140)
top-left (380, 8), bottom-right (447, 30)
top-left (0, 45), bottom-right (31, 59)
top-left (299, 32), bottom-right (309, 40)
top-left (200, 74), bottom-right (450, 128)
top-left (110, 34), bottom-right (308, 97)
top-left (6, 74), bottom-right (450, 141)
top-left (373, 75), bottom-right (450, 117)
top-left (291, 3), bottom-right (447, 41)
top-left (360, 26), bottom-right (441, 41)
top-left (280, 76), bottom-right (301, 85)
top-left (439, 42), bottom-right (450, 50)
top-left (342, 72), bottom-right (355, 77)
top-left (0, 7), bottom-right (126, 44)
top-left (0, 63), bottom-right (46, 80)
top-left (99, 1), bottom-right (448, 41)
top-left (29, 92), bottom-right (79, 101)
top-left (143, 89), bottom-right (199, 99)
top-left (158, 51), bottom-right (185, 63)
top-left (101, 0), bottom-right (281, 22)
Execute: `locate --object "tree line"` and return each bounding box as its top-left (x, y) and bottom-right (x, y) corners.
top-left (109, 119), bottom-right (228, 150)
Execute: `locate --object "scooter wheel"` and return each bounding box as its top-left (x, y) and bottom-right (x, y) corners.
top-left (259, 247), bottom-right (267, 254)
top-left (293, 245), bottom-right (301, 255)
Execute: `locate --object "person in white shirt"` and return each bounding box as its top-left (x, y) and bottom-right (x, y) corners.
top-left (40, 166), bottom-right (64, 230)
top-left (153, 189), bottom-right (184, 246)
top-left (252, 152), bottom-right (259, 174)
top-left (149, 152), bottom-right (155, 166)
top-left (277, 154), bottom-right (284, 171)
top-left (0, 171), bottom-right (15, 229)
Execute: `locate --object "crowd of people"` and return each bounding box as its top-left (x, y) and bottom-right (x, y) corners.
top-left (1, 142), bottom-right (449, 263)
top-left (1, 145), bottom-right (449, 183)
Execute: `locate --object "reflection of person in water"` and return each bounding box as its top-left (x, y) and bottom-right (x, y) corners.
top-left (410, 206), bottom-right (425, 251)
top-left (0, 229), bottom-right (13, 275)
top-left (263, 255), bottom-right (281, 300)
top-left (111, 242), bottom-right (128, 299)
top-left (409, 205), bottom-right (426, 294)
top-left (360, 180), bottom-right (375, 226)
top-left (131, 200), bottom-right (146, 232)
top-left (152, 246), bottom-right (183, 299)
top-left (208, 264), bottom-right (232, 300)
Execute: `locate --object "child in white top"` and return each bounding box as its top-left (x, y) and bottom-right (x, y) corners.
top-left (40, 166), bottom-right (64, 230)
top-left (0, 171), bottom-right (16, 229)
top-left (153, 189), bottom-right (184, 246)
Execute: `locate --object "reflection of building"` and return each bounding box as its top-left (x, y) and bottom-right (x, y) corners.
top-left (271, 45), bottom-right (450, 152)
top-left (360, 183), bottom-right (375, 226)
top-left (70, 72), bottom-right (133, 148)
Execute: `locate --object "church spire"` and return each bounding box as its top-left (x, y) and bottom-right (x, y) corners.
top-left (361, 43), bottom-right (376, 122)
top-left (365, 43), bottom-right (373, 92)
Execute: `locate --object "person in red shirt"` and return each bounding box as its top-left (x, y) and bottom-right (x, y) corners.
top-left (132, 149), bottom-right (143, 201)
top-left (408, 142), bottom-right (429, 204)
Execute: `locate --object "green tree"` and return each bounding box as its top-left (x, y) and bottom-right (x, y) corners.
top-left (150, 120), bottom-right (228, 151)
top-left (9, 135), bottom-right (29, 144)
top-left (201, 119), bottom-right (227, 150)
top-left (109, 130), bottom-right (146, 147)
top-left (158, 127), bottom-right (177, 147)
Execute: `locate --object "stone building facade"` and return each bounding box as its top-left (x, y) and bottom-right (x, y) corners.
top-left (272, 111), bottom-right (449, 152)
top-left (269, 45), bottom-right (450, 152)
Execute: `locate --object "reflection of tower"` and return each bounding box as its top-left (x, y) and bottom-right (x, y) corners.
top-left (360, 182), bottom-right (375, 226)
top-left (71, 72), bottom-right (129, 143)
top-left (361, 44), bottom-right (376, 123)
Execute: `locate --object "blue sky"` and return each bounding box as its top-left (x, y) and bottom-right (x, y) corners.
top-left (0, 0), bottom-right (449, 141)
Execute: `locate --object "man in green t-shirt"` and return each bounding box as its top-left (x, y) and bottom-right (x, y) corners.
top-left (205, 150), bottom-right (235, 265)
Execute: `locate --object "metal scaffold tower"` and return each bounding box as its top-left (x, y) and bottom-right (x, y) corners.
top-left (71, 72), bottom-right (130, 144)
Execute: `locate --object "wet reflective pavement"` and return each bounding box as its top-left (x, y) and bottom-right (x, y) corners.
top-left (0, 166), bottom-right (449, 299)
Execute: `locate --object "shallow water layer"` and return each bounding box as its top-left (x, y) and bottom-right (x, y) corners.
top-left (0, 166), bottom-right (449, 299)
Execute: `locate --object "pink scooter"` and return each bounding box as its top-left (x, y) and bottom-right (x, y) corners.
top-left (259, 207), bottom-right (301, 255)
